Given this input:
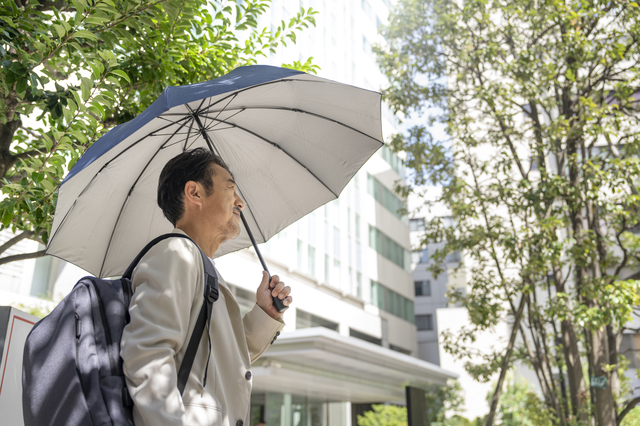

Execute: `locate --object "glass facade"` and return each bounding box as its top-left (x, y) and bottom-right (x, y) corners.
top-left (369, 225), bottom-right (411, 271)
top-left (380, 145), bottom-right (405, 178)
top-left (370, 280), bottom-right (414, 323)
top-left (367, 173), bottom-right (406, 221)
top-left (251, 392), bottom-right (345, 426)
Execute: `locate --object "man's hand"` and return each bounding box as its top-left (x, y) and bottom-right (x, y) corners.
top-left (256, 271), bottom-right (292, 320)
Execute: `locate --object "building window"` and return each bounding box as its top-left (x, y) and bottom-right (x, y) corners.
top-left (355, 214), bottom-right (361, 239)
top-left (356, 272), bottom-right (362, 298)
top-left (369, 225), bottom-right (411, 271)
top-left (416, 314), bottom-right (434, 331)
top-left (411, 248), bottom-right (429, 264)
top-left (228, 284), bottom-right (256, 316)
top-left (371, 279), bottom-right (414, 323)
top-left (389, 344), bottom-right (411, 355)
top-left (324, 220), bottom-right (330, 252)
top-left (297, 239), bottom-right (303, 270)
top-left (324, 254), bottom-right (330, 282)
top-left (414, 280), bottom-right (431, 296)
top-left (446, 250), bottom-right (461, 263)
top-left (367, 174), bottom-right (406, 220)
top-left (350, 328), bottom-right (382, 346)
top-left (308, 246), bottom-right (316, 277)
top-left (362, 35), bottom-right (372, 53)
top-left (333, 259), bottom-right (341, 286)
top-left (380, 145), bottom-right (405, 177)
top-left (308, 212), bottom-right (316, 244)
top-left (296, 309), bottom-right (339, 331)
top-left (334, 227), bottom-right (340, 257)
top-left (410, 218), bottom-right (425, 232)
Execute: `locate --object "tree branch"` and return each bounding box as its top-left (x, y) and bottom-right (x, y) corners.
top-left (618, 396), bottom-right (640, 425)
top-left (0, 250), bottom-right (46, 266)
top-left (0, 230), bottom-right (35, 256)
top-left (484, 294), bottom-right (528, 426)
top-left (19, 126), bottom-right (41, 139)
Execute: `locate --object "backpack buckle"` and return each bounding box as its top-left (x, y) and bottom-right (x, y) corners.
top-left (206, 276), bottom-right (219, 303)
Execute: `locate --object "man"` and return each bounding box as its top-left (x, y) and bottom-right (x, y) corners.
top-left (121, 148), bottom-right (291, 425)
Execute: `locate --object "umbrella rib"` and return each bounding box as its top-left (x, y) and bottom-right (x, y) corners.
top-left (183, 119), bottom-right (195, 151)
top-left (190, 111), bottom-right (270, 244)
top-left (201, 108), bottom-right (244, 132)
top-left (98, 117), bottom-right (192, 277)
top-left (202, 106), bottom-right (382, 143)
top-left (193, 78), bottom-right (379, 117)
top-left (205, 93), bottom-right (237, 128)
top-left (198, 114), bottom-right (341, 198)
top-left (155, 115), bottom-right (189, 124)
top-left (186, 104), bottom-right (214, 153)
top-left (49, 117), bottom-right (192, 248)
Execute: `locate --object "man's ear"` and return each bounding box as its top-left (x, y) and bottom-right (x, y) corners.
top-left (183, 181), bottom-right (203, 208)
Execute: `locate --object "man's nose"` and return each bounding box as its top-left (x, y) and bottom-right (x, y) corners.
top-left (235, 194), bottom-right (244, 210)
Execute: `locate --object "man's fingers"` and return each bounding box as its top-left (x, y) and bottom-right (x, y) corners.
top-left (282, 295), bottom-right (292, 306)
top-left (271, 281), bottom-right (287, 297)
top-left (258, 270), bottom-right (270, 291)
top-left (269, 275), bottom-right (280, 289)
top-left (276, 286), bottom-right (291, 299)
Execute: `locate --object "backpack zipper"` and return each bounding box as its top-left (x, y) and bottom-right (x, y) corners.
top-left (75, 313), bottom-right (81, 367)
top-left (91, 281), bottom-right (118, 376)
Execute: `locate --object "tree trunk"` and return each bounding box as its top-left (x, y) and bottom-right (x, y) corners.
top-left (607, 325), bottom-right (621, 402)
top-left (484, 294), bottom-right (528, 426)
top-left (561, 319), bottom-right (588, 421)
top-left (590, 326), bottom-right (617, 426)
top-left (0, 118), bottom-right (22, 178)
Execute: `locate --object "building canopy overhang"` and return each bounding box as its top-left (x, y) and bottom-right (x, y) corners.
top-left (252, 327), bottom-right (458, 404)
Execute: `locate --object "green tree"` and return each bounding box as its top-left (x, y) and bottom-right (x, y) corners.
top-left (425, 380), bottom-right (467, 425)
top-left (357, 405), bottom-right (407, 426)
top-left (495, 379), bottom-right (554, 426)
top-left (376, 0), bottom-right (640, 425)
top-left (0, 0), bottom-right (317, 264)
top-left (357, 383), bottom-right (469, 426)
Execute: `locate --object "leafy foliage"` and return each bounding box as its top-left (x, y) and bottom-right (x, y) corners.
top-left (0, 0), bottom-right (316, 258)
top-left (495, 379), bottom-right (554, 426)
top-left (377, 0), bottom-right (640, 424)
top-left (357, 383), bottom-right (469, 426)
top-left (619, 407), bottom-right (640, 426)
top-left (425, 380), bottom-right (468, 425)
top-left (357, 405), bottom-right (407, 426)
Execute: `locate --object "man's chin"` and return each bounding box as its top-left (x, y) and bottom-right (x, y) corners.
top-left (223, 223), bottom-right (242, 241)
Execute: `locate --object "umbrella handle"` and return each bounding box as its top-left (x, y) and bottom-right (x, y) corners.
top-left (241, 213), bottom-right (289, 313)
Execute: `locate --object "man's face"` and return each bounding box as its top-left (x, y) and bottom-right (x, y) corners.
top-left (202, 164), bottom-right (244, 241)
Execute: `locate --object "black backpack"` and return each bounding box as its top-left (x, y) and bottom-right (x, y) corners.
top-left (22, 233), bottom-right (219, 426)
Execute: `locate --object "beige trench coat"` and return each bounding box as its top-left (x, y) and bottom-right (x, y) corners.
top-left (121, 229), bottom-right (284, 425)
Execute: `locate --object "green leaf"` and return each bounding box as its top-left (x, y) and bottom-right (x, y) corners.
top-left (1, 210), bottom-right (13, 226)
top-left (80, 77), bottom-right (93, 101)
top-left (41, 179), bottom-right (55, 193)
top-left (72, 30), bottom-right (98, 41)
top-left (15, 77), bottom-right (27, 94)
top-left (110, 69), bottom-right (131, 84)
top-left (54, 24), bottom-right (66, 38)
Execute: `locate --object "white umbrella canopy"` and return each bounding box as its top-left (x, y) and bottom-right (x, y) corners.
top-left (46, 65), bottom-right (383, 278)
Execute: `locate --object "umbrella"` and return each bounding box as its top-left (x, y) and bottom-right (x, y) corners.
top-left (46, 65), bottom-right (383, 291)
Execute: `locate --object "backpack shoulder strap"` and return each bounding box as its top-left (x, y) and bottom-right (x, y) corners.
top-left (123, 233), bottom-right (219, 396)
top-left (122, 233), bottom-right (192, 279)
top-left (177, 242), bottom-right (218, 394)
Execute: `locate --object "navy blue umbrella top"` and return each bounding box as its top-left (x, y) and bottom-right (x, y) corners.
top-left (65, 65), bottom-right (305, 185)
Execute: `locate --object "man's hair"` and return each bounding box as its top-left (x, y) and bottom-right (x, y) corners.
top-left (157, 148), bottom-right (230, 226)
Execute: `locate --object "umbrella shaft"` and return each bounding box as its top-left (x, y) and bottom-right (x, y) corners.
top-left (240, 212), bottom-right (288, 313)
